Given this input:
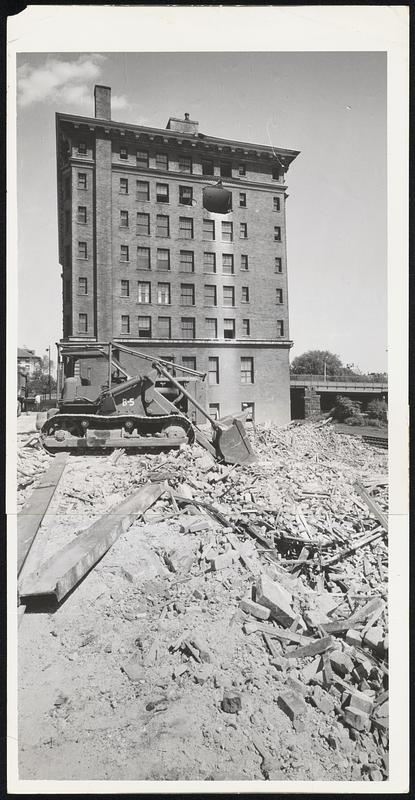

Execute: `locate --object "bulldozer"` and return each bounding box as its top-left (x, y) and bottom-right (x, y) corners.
top-left (38, 341), bottom-right (256, 465)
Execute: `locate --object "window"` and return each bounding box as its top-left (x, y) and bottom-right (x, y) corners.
top-left (137, 150), bottom-right (149, 168)
top-left (202, 159), bottom-right (214, 176)
top-left (156, 215), bottom-right (169, 237)
top-left (157, 249), bottom-right (170, 271)
top-left (209, 403), bottom-right (220, 420)
top-left (158, 316), bottom-right (171, 339)
top-left (206, 318), bottom-right (218, 338)
top-left (203, 219), bottom-right (215, 241)
top-left (203, 252), bottom-right (216, 273)
top-left (272, 168), bottom-right (280, 181)
top-left (120, 245), bottom-right (129, 262)
top-left (239, 192), bottom-right (247, 208)
top-left (121, 315), bottom-right (130, 334)
top-left (220, 160), bottom-right (232, 178)
top-left (136, 180), bottom-right (150, 202)
top-left (241, 254), bottom-right (249, 271)
top-left (238, 163), bottom-right (246, 176)
top-left (276, 319), bottom-right (284, 337)
top-left (138, 316), bottom-right (152, 338)
top-left (274, 226), bottom-right (281, 241)
top-left (178, 155), bottom-right (192, 173)
top-left (242, 319), bottom-right (250, 336)
top-left (179, 217), bottom-right (193, 239)
top-left (221, 221), bottom-right (233, 242)
top-left (222, 254), bottom-right (234, 274)
top-left (241, 402), bottom-right (255, 421)
top-left (156, 183), bottom-right (169, 203)
top-left (241, 357), bottom-right (254, 384)
top-left (182, 356), bottom-right (196, 372)
top-left (224, 319), bottom-right (235, 339)
top-left (157, 282), bottom-right (171, 305)
top-left (180, 250), bottom-right (194, 272)
top-left (120, 146), bottom-right (128, 160)
top-left (241, 286), bottom-right (250, 303)
top-left (137, 213), bottom-right (150, 236)
top-left (137, 246), bottom-right (150, 270)
top-left (275, 257), bottom-right (282, 273)
top-left (273, 196), bottom-right (281, 212)
top-left (120, 210), bottom-right (129, 228)
top-left (180, 283), bottom-right (195, 306)
top-left (120, 178), bottom-right (128, 194)
top-left (156, 152), bottom-right (168, 170)
top-left (77, 172), bottom-right (87, 190)
top-left (179, 185), bottom-right (193, 205)
top-left (204, 285), bottom-right (217, 306)
top-left (78, 241), bottom-right (87, 259)
top-left (120, 279), bottom-right (130, 297)
top-left (78, 142), bottom-right (87, 155)
top-left (181, 317), bottom-right (195, 338)
top-left (240, 222), bottom-right (248, 239)
top-left (208, 357), bottom-right (219, 385)
top-left (223, 286), bottom-right (235, 307)
top-left (78, 277), bottom-right (87, 295)
top-left (276, 288), bottom-right (283, 304)
top-left (138, 281), bottom-right (151, 303)
top-left (77, 206), bottom-right (87, 224)
top-left (78, 313), bottom-right (88, 333)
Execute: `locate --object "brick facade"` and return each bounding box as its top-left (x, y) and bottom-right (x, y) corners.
top-left (56, 86), bottom-right (299, 423)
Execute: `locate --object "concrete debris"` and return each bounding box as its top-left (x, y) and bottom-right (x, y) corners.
top-left (17, 417), bottom-right (389, 781)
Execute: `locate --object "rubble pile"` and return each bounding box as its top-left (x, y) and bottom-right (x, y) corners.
top-left (17, 420), bottom-right (389, 782)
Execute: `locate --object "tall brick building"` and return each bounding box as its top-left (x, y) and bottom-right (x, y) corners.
top-left (56, 85), bottom-right (299, 423)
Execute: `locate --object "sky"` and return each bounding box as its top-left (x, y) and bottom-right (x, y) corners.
top-left (16, 51), bottom-right (387, 373)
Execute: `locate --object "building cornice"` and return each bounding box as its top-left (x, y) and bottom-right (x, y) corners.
top-left (65, 337), bottom-right (293, 349)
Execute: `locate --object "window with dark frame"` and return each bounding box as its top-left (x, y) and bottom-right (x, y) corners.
top-left (158, 316), bottom-right (171, 339)
top-left (179, 217), bottom-right (193, 239)
top-left (120, 245), bottom-right (129, 262)
top-left (240, 357), bottom-right (254, 384)
top-left (222, 254), bottom-right (234, 274)
top-left (120, 210), bottom-right (129, 228)
top-left (241, 286), bottom-right (250, 303)
top-left (137, 150), bottom-right (149, 168)
top-left (78, 241), bottom-right (87, 259)
top-left (221, 221), bottom-right (233, 242)
top-left (120, 146), bottom-right (128, 160)
top-left (220, 161), bottom-right (232, 178)
top-left (156, 183), bottom-right (169, 203)
top-left (138, 316), bottom-right (152, 338)
top-left (157, 282), bottom-right (171, 305)
top-left (209, 403), bottom-right (220, 420)
top-left (156, 215), bottom-right (169, 237)
top-left (181, 317), bottom-right (195, 338)
top-left (239, 192), bottom-right (247, 207)
top-left (206, 318), bottom-right (217, 338)
top-left (272, 168), bottom-right (280, 181)
top-left (241, 402), bottom-right (255, 421)
top-left (208, 357), bottom-right (219, 385)
top-left (120, 279), bottom-right (129, 297)
top-left (137, 213), bottom-right (150, 236)
top-left (155, 152), bottom-right (168, 170)
top-left (78, 277), bottom-right (87, 295)
top-left (203, 252), bottom-right (216, 272)
top-left (77, 172), bottom-right (86, 190)
top-left (78, 313), bottom-right (88, 333)
top-left (241, 255), bottom-right (249, 271)
top-left (77, 206), bottom-right (87, 224)
top-left (121, 315), bottom-right (130, 334)
top-left (78, 142), bottom-right (87, 155)
top-left (273, 196), bottom-right (281, 211)
top-left (178, 155), bottom-right (192, 173)
top-left (138, 281), bottom-right (151, 303)
top-left (203, 219), bottom-right (215, 240)
top-left (223, 286), bottom-right (235, 307)
top-left (274, 226), bottom-right (281, 241)
top-left (242, 319), bottom-right (250, 336)
top-left (240, 222), bottom-right (248, 239)
top-left (276, 320), bottom-right (284, 337)
top-left (180, 283), bottom-right (195, 306)
top-left (202, 159), bottom-right (214, 176)
top-left (276, 288), bottom-right (283, 304)
top-left (120, 178), bottom-right (128, 194)
top-left (180, 250), bottom-right (194, 272)
top-left (224, 319), bottom-right (235, 339)
top-left (179, 185), bottom-right (193, 205)
top-left (137, 246), bottom-right (150, 269)
top-left (275, 257), bottom-right (282, 273)
top-left (157, 249), bottom-right (170, 271)
top-left (238, 163), bottom-right (246, 176)
top-left (204, 285), bottom-right (217, 306)
top-left (136, 180), bottom-right (150, 201)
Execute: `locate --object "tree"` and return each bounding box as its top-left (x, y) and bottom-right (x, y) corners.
top-left (290, 350), bottom-right (355, 376)
top-left (26, 368), bottom-right (56, 395)
top-left (41, 354), bottom-right (55, 373)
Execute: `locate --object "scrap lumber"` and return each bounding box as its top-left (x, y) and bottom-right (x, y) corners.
top-left (19, 481), bottom-right (167, 602)
top-left (243, 620), bottom-right (310, 645)
top-left (285, 635), bottom-right (334, 659)
top-left (17, 452), bottom-right (69, 578)
top-left (353, 482), bottom-right (388, 532)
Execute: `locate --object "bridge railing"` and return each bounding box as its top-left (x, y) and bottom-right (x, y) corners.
top-left (290, 373), bottom-right (388, 384)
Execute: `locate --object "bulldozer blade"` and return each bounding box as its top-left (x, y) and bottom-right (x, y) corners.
top-left (214, 418), bottom-right (256, 465)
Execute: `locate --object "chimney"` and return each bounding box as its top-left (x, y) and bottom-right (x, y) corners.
top-left (94, 85), bottom-right (111, 120)
top-left (166, 113), bottom-right (199, 135)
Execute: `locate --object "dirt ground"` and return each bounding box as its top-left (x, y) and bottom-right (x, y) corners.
top-left (16, 416), bottom-right (388, 782)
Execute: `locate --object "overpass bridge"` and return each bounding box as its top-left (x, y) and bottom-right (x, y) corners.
top-left (290, 374), bottom-right (388, 418)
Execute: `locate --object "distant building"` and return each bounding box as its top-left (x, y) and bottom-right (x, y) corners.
top-left (55, 85), bottom-right (299, 423)
top-left (17, 347), bottom-right (42, 375)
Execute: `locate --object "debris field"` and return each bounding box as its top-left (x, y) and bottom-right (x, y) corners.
top-left (17, 419), bottom-right (388, 782)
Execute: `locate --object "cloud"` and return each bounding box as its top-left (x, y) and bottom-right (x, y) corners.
top-left (17, 54), bottom-right (128, 113)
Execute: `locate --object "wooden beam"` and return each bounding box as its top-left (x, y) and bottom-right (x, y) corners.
top-left (17, 452), bottom-right (69, 578)
top-left (353, 482), bottom-right (388, 532)
top-left (19, 481), bottom-right (167, 603)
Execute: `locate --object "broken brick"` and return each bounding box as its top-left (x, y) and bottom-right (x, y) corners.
top-left (342, 705), bottom-right (370, 731)
top-left (342, 688), bottom-right (374, 715)
top-left (277, 690), bottom-right (307, 722)
top-left (363, 626), bottom-right (384, 651)
top-left (221, 690), bottom-right (242, 714)
top-left (122, 660), bottom-right (145, 682)
top-left (210, 551), bottom-right (236, 571)
top-left (255, 574), bottom-right (298, 628)
top-left (311, 685), bottom-right (335, 714)
top-left (239, 597), bottom-right (271, 621)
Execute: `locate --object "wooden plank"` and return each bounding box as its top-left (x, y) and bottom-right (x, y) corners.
top-left (353, 482), bottom-right (388, 532)
top-left (285, 635), bottom-right (334, 659)
top-left (243, 620), bottom-right (310, 645)
top-left (19, 481), bottom-right (167, 602)
top-left (17, 452), bottom-right (69, 578)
